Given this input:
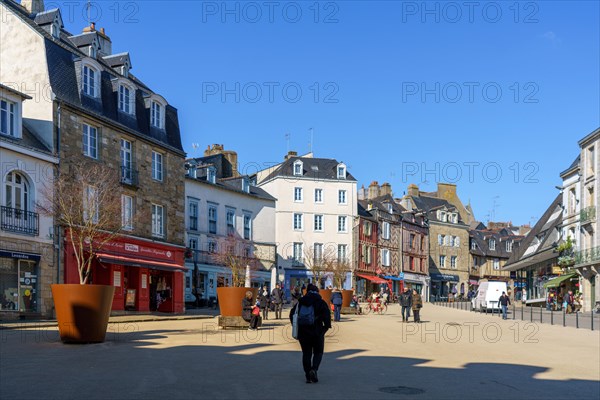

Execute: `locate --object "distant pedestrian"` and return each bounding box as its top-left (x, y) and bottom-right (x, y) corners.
top-left (260, 287), bottom-right (271, 320)
top-left (242, 291), bottom-right (254, 329)
top-left (411, 290), bottom-right (423, 323)
top-left (289, 284), bottom-right (331, 383)
top-left (272, 283), bottom-right (285, 319)
top-left (291, 286), bottom-right (302, 308)
top-left (498, 291), bottom-right (511, 320)
top-left (331, 288), bottom-right (343, 322)
top-left (564, 290), bottom-right (574, 314)
top-left (249, 299), bottom-right (261, 330)
top-left (399, 288), bottom-right (412, 322)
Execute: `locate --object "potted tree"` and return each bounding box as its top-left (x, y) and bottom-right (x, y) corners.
top-left (213, 235), bottom-right (258, 317)
top-left (39, 162), bottom-right (126, 343)
top-left (329, 257), bottom-right (353, 308)
top-left (303, 245), bottom-right (333, 305)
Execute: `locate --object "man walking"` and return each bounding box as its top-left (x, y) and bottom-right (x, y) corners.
top-left (331, 288), bottom-right (343, 322)
top-left (271, 283), bottom-right (284, 319)
top-left (290, 284), bottom-right (331, 383)
top-left (498, 291), bottom-right (511, 320)
top-left (399, 288), bottom-right (412, 322)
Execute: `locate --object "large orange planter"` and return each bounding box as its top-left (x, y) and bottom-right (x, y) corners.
top-left (217, 287), bottom-right (257, 317)
top-left (342, 290), bottom-right (354, 307)
top-left (51, 284), bottom-right (115, 343)
top-left (319, 289), bottom-right (332, 306)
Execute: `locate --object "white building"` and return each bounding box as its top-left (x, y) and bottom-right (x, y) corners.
top-left (256, 151), bottom-right (358, 296)
top-left (573, 128), bottom-right (600, 311)
top-left (184, 146), bottom-right (276, 305)
top-left (0, 83), bottom-right (58, 318)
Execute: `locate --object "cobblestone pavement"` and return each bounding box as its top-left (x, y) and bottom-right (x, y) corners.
top-left (1, 304), bottom-right (598, 400)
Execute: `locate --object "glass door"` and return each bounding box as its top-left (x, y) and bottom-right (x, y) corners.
top-left (18, 260), bottom-right (37, 312)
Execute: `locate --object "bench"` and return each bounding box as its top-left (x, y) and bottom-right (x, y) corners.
top-left (218, 316), bottom-right (262, 330)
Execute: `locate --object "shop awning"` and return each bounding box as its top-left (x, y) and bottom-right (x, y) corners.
top-left (430, 273), bottom-right (460, 282)
top-left (97, 253), bottom-right (186, 272)
top-left (543, 273), bottom-right (577, 288)
top-left (384, 275), bottom-right (402, 281)
top-left (356, 273), bottom-right (389, 284)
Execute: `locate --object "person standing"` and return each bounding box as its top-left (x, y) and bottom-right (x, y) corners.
top-left (331, 288), bottom-right (343, 322)
top-left (272, 283), bottom-right (284, 319)
top-left (291, 286), bottom-right (302, 308)
top-left (289, 284), bottom-right (331, 383)
top-left (498, 291), bottom-right (511, 320)
top-left (260, 286), bottom-right (271, 320)
top-left (411, 289), bottom-right (423, 323)
top-left (399, 288), bottom-right (412, 322)
top-left (565, 290), bottom-right (574, 314)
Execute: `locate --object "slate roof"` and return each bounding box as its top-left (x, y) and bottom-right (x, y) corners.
top-left (504, 195), bottom-right (562, 270)
top-left (560, 155), bottom-right (580, 178)
top-left (1, 123), bottom-right (52, 155)
top-left (32, 8), bottom-right (61, 25)
top-left (103, 53), bottom-right (131, 68)
top-left (260, 156), bottom-right (357, 183)
top-left (357, 202), bottom-right (377, 221)
top-left (186, 174), bottom-right (276, 202)
top-left (469, 229), bottom-right (523, 260)
top-left (1, 0), bottom-right (184, 155)
top-left (66, 32), bottom-right (97, 48)
top-left (407, 195), bottom-right (468, 226)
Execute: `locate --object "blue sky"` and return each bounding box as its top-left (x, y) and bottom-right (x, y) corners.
top-left (55, 0), bottom-right (599, 225)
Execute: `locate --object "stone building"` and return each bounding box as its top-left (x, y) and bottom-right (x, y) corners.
top-left (401, 183), bottom-right (471, 300)
top-left (1, 0), bottom-right (186, 313)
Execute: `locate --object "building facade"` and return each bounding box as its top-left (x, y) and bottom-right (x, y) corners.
top-left (256, 151), bottom-right (358, 297)
top-left (184, 145), bottom-right (277, 305)
top-left (1, 0), bottom-right (187, 313)
top-left (573, 129), bottom-right (600, 311)
top-left (0, 84), bottom-right (58, 318)
top-left (401, 183), bottom-right (470, 300)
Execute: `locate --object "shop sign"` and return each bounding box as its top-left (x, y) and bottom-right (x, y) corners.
top-left (0, 250), bottom-right (41, 262)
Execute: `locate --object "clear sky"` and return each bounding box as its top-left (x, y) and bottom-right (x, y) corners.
top-left (54, 0), bottom-right (599, 226)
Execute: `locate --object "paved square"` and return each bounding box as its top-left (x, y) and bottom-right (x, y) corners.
top-left (1, 304), bottom-right (598, 399)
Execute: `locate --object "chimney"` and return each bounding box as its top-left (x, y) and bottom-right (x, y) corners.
top-left (21, 0), bottom-right (45, 14)
top-left (284, 151), bottom-right (298, 160)
top-left (380, 182), bottom-right (392, 197)
top-left (368, 181), bottom-right (380, 200)
top-left (95, 26), bottom-right (112, 56)
top-left (357, 185), bottom-right (366, 201)
top-left (82, 22), bottom-right (96, 33)
top-left (204, 144), bottom-right (239, 177)
top-left (438, 183), bottom-right (457, 200)
top-left (407, 183), bottom-right (419, 197)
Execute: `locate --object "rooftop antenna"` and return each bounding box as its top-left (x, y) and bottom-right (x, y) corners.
top-left (86, 0), bottom-right (91, 25)
top-left (309, 127), bottom-right (314, 154)
top-left (285, 133), bottom-right (290, 153)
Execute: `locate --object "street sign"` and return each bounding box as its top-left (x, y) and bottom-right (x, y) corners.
top-left (399, 272), bottom-right (404, 280)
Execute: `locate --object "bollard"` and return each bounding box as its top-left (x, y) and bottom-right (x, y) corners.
top-left (551, 308), bottom-right (553, 325)
top-left (521, 305), bottom-right (524, 320)
top-left (540, 306), bottom-right (543, 323)
top-left (591, 311), bottom-right (594, 331)
top-left (563, 309), bottom-right (566, 327)
top-left (576, 312), bottom-right (579, 329)
top-left (530, 305), bottom-right (533, 322)
top-left (512, 304), bottom-right (515, 320)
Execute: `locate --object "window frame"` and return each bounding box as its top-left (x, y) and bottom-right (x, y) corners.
top-left (243, 213), bottom-right (252, 240)
top-left (151, 151), bottom-right (164, 182)
top-left (208, 205), bottom-right (218, 234)
top-left (382, 221), bottom-right (391, 240)
top-left (82, 63), bottom-right (99, 98)
top-left (314, 188), bottom-right (323, 203)
top-left (0, 99), bottom-right (17, 137)
top-left (314, 214), bottom-right (324, 232)
top-left (151, 203), bottom-right (165, 238)
top-left (188, 200), bottom-right (199, 231)
top-left (82, 123), bottom-right (98, 159)
top-left (293, 213), bottom-right (304, 231)
top-left (294, 187), bottom-right (303, 202)
top-left (338, 189), bottom-right (347, 205)
top-left (338, 215), bottom-right (348, 233)
top-left (118, 83), bottom-right (135, 115)
top-left (121, 194), bottom-right (134, 231)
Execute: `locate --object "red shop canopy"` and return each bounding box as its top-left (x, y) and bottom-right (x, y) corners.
top-left (96, 252), bottom-right (186, 272)
top-left (356, 273), bottom-right (389, 284)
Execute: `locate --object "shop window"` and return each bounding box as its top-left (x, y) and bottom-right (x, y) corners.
top-left (0, 258), bottom-right (37, 312)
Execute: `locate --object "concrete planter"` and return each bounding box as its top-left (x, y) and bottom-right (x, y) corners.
top-left (217, 287), bottom-right (257, 317)
top-left (51, 284), bottom-right (115, 343)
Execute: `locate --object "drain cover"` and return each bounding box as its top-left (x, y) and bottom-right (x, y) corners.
top-left (378, 386), bottom-right (425, 395)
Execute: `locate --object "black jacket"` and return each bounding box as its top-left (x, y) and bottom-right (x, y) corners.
top-left (399, 291), bottom-right (413, 307)
top-left (498, 295), bottom-right (511, 306)
top-left (289, 291), bottom-right (331, 339)
top-left (331, 291), bottom-right (343, 306)
top-left (271, 288), bottom-right (284, 304)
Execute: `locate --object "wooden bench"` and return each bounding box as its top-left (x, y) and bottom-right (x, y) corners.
top-left (341, 307), bottom-right (358, 315)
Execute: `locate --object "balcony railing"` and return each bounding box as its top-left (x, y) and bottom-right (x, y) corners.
top-left (120, 166), bottom-right (139, 187)
top-left (1, 206), bottom-right (39, 236)
top-left (574, 246), bottom-right (600, 266)
top-left (580, 206), bottom-right (596, 224)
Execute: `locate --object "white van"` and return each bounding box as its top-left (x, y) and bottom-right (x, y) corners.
top-left (472, 281), bottom-right (508, 311)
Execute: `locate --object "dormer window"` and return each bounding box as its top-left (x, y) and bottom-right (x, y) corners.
top-left (89, 42), bottom-right (98, 58)
top-left (82, 64), bottom-right (99, 98)
top-left (452, 213), bottom-right (458, 223)
top-left (337, 163), bottom-right (347, 179)
top-left (293, 160), bottom-right (303, 176)
top-left (51, 21), bottom-right (60, 38)
top-left (121, 62), bottom-right (130, 78)
top-left (207, 167), bottom-right (217, 184)
top-left (438, 210), bottom-right (447, 222)
top-left (118, 83), bottom-right (134, 115)
top-left (0, 99), bottom-right (16, 137)
top-left (489, 239), bottom-right (496, 250)
top-left (242, 177), bottom-right (250, 193)
top-left (387, 203), bottom-right (393, 214)
top-left (151, 100), bottom-right (164, 129)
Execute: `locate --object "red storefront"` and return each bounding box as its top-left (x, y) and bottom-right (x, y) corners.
top-left (64, 235), bottom-right (185, 314)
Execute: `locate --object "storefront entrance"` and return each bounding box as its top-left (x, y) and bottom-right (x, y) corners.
top-left (0, 250), bottom-right (40, 314)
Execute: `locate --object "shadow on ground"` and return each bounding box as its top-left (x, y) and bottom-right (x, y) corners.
top-left (1, 324), bottom-right (598, 400)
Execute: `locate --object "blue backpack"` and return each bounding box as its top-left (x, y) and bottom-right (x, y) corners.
top-left (297, 304), bottom-right (315, 326)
